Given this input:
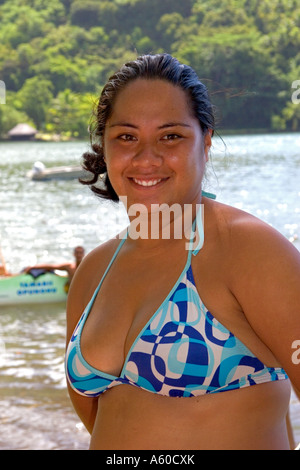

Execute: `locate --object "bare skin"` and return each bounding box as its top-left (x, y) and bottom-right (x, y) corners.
top-left (67, 199), bottom-right (299, 450)
top-left (0, 265), bottom-right (10, 276)
top-left (25, 246), bottom-right (85, 283)
top-left (66, 79), bottom-right (300, 450)
top-left (0, 246), bottom-right (11, 276)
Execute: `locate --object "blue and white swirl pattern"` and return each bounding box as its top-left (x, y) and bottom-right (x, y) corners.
top-left (66, 265), bottom-right (288, 398)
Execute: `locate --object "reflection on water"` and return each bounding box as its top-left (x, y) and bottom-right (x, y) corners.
top-left (0, 303), bottom-right (90, 449)
top-left (0, 135), bottom-right (299, 449)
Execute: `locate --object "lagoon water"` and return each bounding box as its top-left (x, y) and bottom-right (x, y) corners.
top-left (0, 134), bottom-right (299, 449)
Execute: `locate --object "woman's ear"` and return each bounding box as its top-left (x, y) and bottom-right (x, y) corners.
top-left (204, 129), bottom-right (212, 162)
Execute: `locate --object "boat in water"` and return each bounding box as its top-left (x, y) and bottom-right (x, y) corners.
top-left (27, 161), bottom-right (89, 181)
top-left (0, 271), bottom-right (68, 305)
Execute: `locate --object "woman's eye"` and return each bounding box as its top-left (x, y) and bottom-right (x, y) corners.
top-left (118, 134), bottom-right (136, 141)
top-left (162, 134), bottom-right (181, 141)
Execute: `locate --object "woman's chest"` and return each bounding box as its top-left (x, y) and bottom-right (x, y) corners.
top-left (80, 247), bottom-right (189, 375)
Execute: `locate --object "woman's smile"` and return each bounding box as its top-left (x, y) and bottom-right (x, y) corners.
top-left (104, 79), bottom-right (211, 209)
top-left (133, 178), bottom-right (162, 187)
top-left (130, 176), bottom-right (169, 188)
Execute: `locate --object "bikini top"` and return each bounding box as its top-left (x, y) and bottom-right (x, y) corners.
top-left (65, 195), bottom-right (288, 398)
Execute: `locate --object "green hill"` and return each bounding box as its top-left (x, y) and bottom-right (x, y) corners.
top-left (1, 0), bottom-right (300, 138)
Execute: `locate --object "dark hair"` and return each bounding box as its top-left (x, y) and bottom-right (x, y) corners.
top-left (80, 53), bottom-right (215, 201)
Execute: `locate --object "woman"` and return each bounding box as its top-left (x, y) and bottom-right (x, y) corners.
top-left (65, 54), bottom-right (300, 450)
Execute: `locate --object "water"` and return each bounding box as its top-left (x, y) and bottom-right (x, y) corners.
top-left (0, 134), bottom-right (299, 449)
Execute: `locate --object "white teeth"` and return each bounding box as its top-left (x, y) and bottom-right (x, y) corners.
top-left (133, 178), bottom-right (162, 187)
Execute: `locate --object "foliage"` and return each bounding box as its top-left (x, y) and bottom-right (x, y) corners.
top-left (45, 89), bottom-right (96, 137)
top-left (0, 0), bottom-right (300, 137)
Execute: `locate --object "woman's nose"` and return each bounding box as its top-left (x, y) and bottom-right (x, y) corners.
top-left (131, 143), bottom-right (163, 168)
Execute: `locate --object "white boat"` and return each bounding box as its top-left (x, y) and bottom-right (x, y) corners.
top-left (27, 161), bottom-right (90, 181)
top-left (0, 271), bottom-right (68, 305)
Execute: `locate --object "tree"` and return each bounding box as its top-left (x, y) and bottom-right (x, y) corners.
top-left (175, 28), bottom-right (284, 129)
top-left (0, 98), bottom-right (34, 137)
top-left (1, 0), bottom-right (300, 136)
top-left (156, 13), bottom-right (185, 50)
top-left (70, 1), bottom-right (102, 28)
top-left (32, 54), bottom-right (87, 95)
top-left (16, 77), bottom-right (54, 129)
top-left (45, 89), bottom-right (96, 138)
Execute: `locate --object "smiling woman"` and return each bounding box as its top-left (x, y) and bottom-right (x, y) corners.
top-left (102, 79), bottom-right (211, 211)
top-left (80, 53), bottom-right (214, 203)
top-left (66, 54), bottom-right (300, 450)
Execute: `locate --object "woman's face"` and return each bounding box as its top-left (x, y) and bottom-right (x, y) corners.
top-left (103, 79), bottom-right (211, 211)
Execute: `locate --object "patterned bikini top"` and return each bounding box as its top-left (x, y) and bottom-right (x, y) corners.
top-left (65, 200), bottom-right (288, 398)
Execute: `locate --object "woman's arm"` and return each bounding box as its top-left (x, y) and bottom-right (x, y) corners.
top-left (229, 214), bottom-right (300, 390)
top-left (66, 384), bottom-right (98, 435)
top-left (65, 251), bottom-right (100, 433)
top-left (286, 384), bottom-right (300, 449)
top-left (65, 240), bottom-right (118, 433)
top-left (24, 263), bottom-right (72, 273)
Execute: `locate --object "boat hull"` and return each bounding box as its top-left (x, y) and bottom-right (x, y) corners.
top-left (27, 166), bottom-right (86, 181)
top-left (0, 272), bottom-right (68, 305)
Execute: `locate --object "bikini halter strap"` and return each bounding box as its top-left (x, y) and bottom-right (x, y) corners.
top-left (188, 190), bottom-right (216, 257)
top-left (114, 190), bottom-right (216, 258)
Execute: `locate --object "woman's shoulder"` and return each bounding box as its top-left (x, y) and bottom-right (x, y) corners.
top-left (207, 199), bottom-right (300, 293)
top-left (203, 198), bottom-right (300, 283)
top-left (80, 236), bottom-right (122, 268)
top-left (207, 198), bottom-right (294, 250)
top-left (207, 202), bottom-right (300, 389)
top-left (77, 235), bottom-right (122, 279)
top-left (67, 235), bottom-right (125, 313)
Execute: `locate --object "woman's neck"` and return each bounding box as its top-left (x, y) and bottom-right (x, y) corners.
top-left (124, 199), bottom-right (202, 252)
